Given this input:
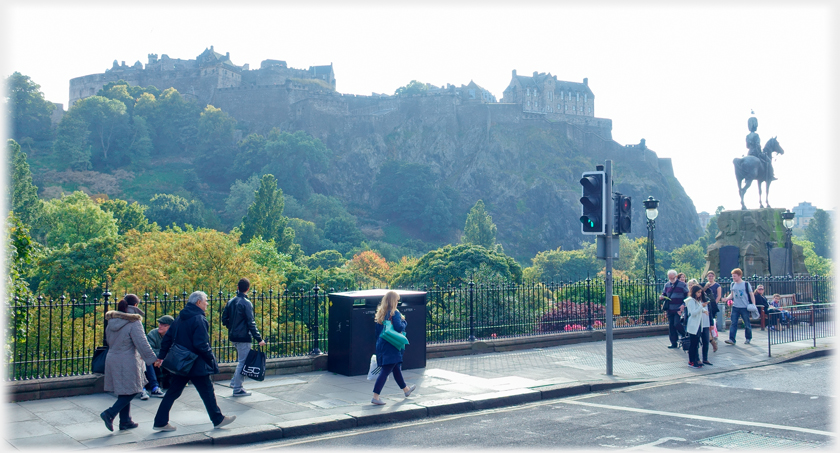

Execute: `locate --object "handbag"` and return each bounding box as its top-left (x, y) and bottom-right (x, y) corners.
top-left (162, 343), bottom-right (198, 376)
top-left (710, 325), bottom-right (719, 339)
top-left (91, 346), bottom-right (108, 374)
top-left (240, 347), bottom-right (266, 381)
top-left (366, 354), bottom-right (381, 381)
top-left (680, 335), bottom-right (691, 352)
top-left (380, 319), bottom-right (409, 350)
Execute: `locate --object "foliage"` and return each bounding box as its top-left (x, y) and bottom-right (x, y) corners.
top-left (462, 199), bottom-right (497, 249)
top-left (323, 216), bottom-right (364, 247)
top-left (792, 236), bottom-right (834, 276)
top-left (240, 174), bottom-right (295, 255)
top-left (36, 236), bottom-right (118, 298)
top-left (111, 229), bottom-right (285, 293)
top-left (146, 193), bottom-right (206, 229)
top-left (9, 139), bottom-right (43, 228)
top-left (241, 237), bottom-right (296, 274)
top-left (224, 174), bottom-right (262, 226)
top-left (52, 112), bottom-right (92, 170)
top-left (287, 218), bottom-right (322, 255)
top-left (98, 198), bottom-right (158, 234)
top-left (193, 105), bottom-right (237, 185)
top-left (4, 72), bottom-right (55, 141)
top-left (7, 214), bottom-right (36, 300)
top-left (539, 300), bottom-right (606, 333)
top-left (669, 243), bottom-right (706, 280)
top-left (347, 251), bottom-right (391, 287)
top-left (40, 191), bottom-right (118, 247)
top-left (805, 209), bottom-right (833, 259)
top-left (392, 243), bottom-right (522, 288)
top-left (394, 80), bottom-right (428, 97)
top-left (525, 246), bottom-right (601, 283)
top-left (304, 250), bottom-right (347, 270)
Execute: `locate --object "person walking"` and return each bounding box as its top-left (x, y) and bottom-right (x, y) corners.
top-left (660, 270), bottom-right (689, 349)
top-left (152, 291), bottom-right (235, 431)
top-left (724, 268), bottom-right (756, 345)
top-left (222, 278), bottom-right (266, 397)
top-left (685, 285), bottom-right (709, 368)
top-left (371, 291), bottom-right (416, 405)
top-left (144, 315), bottom-right (174, 397)
top-left (702, 271), bottom-right (722, 352)
top-left (100, 294), bottom-right (158, 432)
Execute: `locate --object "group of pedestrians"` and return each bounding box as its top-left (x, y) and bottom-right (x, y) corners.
top-left (661, 268), bottom-right (760, 368)
top-left (99, 278), bottom-right (267, 433)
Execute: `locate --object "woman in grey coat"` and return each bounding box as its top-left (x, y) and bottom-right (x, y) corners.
top-left (100, 294), bottom-right (158, 431)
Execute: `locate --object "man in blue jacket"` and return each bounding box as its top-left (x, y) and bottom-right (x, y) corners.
top-left (152, 291), bottom-right (235, 431)
top-left (222, 278), bottom-right (265, 397)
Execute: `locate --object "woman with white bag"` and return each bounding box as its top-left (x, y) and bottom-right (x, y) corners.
top-left (371, 291), bottom-right (416, 405)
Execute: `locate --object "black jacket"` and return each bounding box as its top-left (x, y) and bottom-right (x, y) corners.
top-left (159, 302), bottom-right (219, 377)
top-left (222, 292), bottom-right (262, 343)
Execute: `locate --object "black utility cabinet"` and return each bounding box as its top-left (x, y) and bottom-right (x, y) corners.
top-left (327, 289), bottom-right (427, 376)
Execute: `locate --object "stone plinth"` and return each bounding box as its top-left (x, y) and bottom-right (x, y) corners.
top-left (703, 208), bottom-right (807, 277)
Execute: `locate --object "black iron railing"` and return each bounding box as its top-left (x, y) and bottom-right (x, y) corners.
top-left (5, 275), bottom-right (834, 381)
top-left (767, 303), bottom-right (834, 357)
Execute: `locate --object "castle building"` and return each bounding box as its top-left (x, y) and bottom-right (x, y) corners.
top-left (68, 46), bottom-right (335, 107)
top-left (501, 70), bottom-right (594, 117)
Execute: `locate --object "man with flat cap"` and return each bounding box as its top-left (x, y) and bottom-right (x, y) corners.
top-left (143, 315), bottom-right (174, 398)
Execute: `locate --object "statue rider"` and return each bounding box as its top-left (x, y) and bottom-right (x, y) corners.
top-left (746, 113), bottom-right (775, 181)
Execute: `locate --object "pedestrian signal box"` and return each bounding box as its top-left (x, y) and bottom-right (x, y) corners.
top-left (615, 194), bottom-right (632, 235)
top-left (579, 171), bottom-right (606, 235)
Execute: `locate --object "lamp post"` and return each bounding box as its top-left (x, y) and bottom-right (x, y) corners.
top-left (782, 209), bottom-right (795, 277)
top-left (644, 196), bottom-right (659, 323)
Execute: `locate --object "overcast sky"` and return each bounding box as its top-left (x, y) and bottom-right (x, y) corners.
top-left (2, 1), bottom-right (837, 215)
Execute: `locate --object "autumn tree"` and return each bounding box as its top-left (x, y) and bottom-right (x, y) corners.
top-left (347, 251), bottom-right (391, 287)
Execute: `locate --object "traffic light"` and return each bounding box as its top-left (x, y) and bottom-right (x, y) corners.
top-left (615, 194), bottom-right (632, 234)
top-left (579, 171), bottom-right (606, 234)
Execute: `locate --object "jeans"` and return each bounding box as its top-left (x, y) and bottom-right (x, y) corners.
top-left (145, 364), bottom-right (159, 391)
top-left (153, 374), bottom-right (224, 427)
top-left (729, 307), bottom-right (753, 342)
top-left (230, 342), bottom-right (251, 391)
top-left (103, 393), bottom-right (138, 425)
top-left (667, 311), bottom-right (686, 346)
top-left (373, 363), bottom-right (406, 395)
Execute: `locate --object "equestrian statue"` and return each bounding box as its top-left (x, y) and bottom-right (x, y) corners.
top-left (733, 113), bottom-right (785, 210)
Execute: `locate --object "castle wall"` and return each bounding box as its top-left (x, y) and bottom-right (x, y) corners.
top-left (213, 85), bottom-right (292, 134)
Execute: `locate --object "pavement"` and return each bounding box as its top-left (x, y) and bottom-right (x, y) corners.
top-left (3, 328), bottom-right (833, 450)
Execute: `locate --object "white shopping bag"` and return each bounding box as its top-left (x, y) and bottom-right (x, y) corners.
top-left (366, 354), bottom-right (381, 380)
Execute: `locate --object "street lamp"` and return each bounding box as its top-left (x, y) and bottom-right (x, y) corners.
top-left (782, 209), bottom-right (795, 277)
top-left (643, 196), bottom-right (660, 283)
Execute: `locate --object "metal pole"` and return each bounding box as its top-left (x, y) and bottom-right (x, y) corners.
top-left (310, 284), bottom-right (322, 355)
top-left (468, 279), bottom-right (476, 341)
top-left (604, 160), bottom-right (614, 376)
top-left (102, 287), bottom-right (111, 347)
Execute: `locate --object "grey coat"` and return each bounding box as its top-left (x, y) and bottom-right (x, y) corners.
top-left (103, 307), bottom-right (158, 395)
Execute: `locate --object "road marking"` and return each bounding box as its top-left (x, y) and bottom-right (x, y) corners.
top-left (558, 400), bottom-right (835, 437)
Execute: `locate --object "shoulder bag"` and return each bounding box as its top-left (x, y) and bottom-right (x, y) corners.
top-left (380, 316), bottom-right (410, 351)
top-left (91, 346), bottom-right (108, 374)
top-left (161, 320), bottom-right (199, 375)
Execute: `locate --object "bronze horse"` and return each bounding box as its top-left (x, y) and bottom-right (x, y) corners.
top-left (733, 136), bottom-right (784, 210)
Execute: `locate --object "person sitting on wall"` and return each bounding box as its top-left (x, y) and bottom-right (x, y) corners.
top-left (145, 315), bottom-right (174, 395)
top-left (766, 293), bottom-right (793, 329)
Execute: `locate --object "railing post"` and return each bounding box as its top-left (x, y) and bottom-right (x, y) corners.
top-left (310, 284), bottom-right (322, 355)
top-left (586, 276), bottom-right (593, 330)
top-left (468, 279), bottom-right (476, 341)
top-left (102, 286), bottom-right (111, 347)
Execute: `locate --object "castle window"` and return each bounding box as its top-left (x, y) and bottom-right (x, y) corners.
top-left (576, 92), bottom-right (580, 102)
top-left (585, 94), bottom-right (588, 103)
top-left (568, 91), bottom-right (571, 100)
top-left (557, 104), bottom-right (560, 110)
top-left (527, 101), bottom-right (530, 109)
top-left (527, 88), bottom-right (530, 96)
top-left (565, 105), bottom-right (568, 111)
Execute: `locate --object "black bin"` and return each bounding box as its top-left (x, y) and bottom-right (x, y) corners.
top-left (327, 289), bottom-right (427, 376)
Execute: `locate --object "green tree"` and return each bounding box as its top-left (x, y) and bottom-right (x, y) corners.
top-left (805, 209), bottom-right (833, 259)
top-left (40, 191), bottom-right (118, 247)
top-left (8, 139), bottom-right (43, 227)
top-left (7, 214), bottom-right (37, 300)
top-left (525, 246), bottom-right (601, 283)
top-left (52, 111), bottom-right (92, 170)
top-left (792, 236), bottom-right (834, 276)
top-left (4, 72), bottom-right (55, 141)
top-left (372, 160), bottom-right (455, 238)
top-left (240, 174), bottom-right (294, 254)
top-left (287, 218), bottom-right (322, 255)
top-left (392, 243), bottom-right (522, 287)
top-left (224, 174), bottom-right (262, 225)
top-left (462, 200), bottom-right (497, 249)
top-left (36, 236), bottom-right (117, 297)
top-left (146, 193), bottom-right (206, 229)
top-left (194, 105), bottom-right (237, 186)
top-left (394, 80), bottom-right (428, 97)
top-left (99, 199), bottom-right (158, 234)
top-left (304, 250), bottom-right (347, 270)
top-left (670, 243), bottom-right (706, 279)
top-left (71, 96), bottom-right (130, 165)
top-left (323, 216), bottom-right (365, 246)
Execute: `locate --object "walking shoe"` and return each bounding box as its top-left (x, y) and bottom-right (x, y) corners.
top-left (140, 389), bottom-right (150, 400)
top-left (687, 361), bottom-right (695, 367)
top-left (404, 384), bottom-right (416, 397)
top-left (744, 339), bottom-right (751, 344)
top-left (667, 344), bottom-right (679, 349)
top-left (232, 389), bottom-right (251, 397)
top-left (214, 415), bottom-right (236, 429)
top-left (153, 423), bottom-right (176, 432)
top-left (119, 421), bottom-right (139, 430)
top-left (702, 361), bottom-right (713, 366)
top-left (693, 363), bottom-right (704, 368)
top-left (100, 411), bottom-right (114, 432)
top-left (724, 339), bottom-right (735, 345)
top-left (371, 397), bottom-right (386, 405)
top-left (150, 387), bottom-right (165, 398)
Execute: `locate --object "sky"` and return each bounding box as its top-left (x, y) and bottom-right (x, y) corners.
top-left (2, 0), bottom-right (837, 216)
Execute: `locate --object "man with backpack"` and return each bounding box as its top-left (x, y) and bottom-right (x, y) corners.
top-left (222, 278), bottom-right (265, 397)
top-left (723, 268), bottom-right (756, 345)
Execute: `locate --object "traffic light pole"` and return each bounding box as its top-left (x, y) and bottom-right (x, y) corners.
top-left (604, 160), bottom-right (614, 376)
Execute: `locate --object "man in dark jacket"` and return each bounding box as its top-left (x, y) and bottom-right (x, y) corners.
top-left (152, 291), bottom-right (235, 431)
top-left (222, 278), bottom-right (265, 397)
top-left (659, 269), bottom-right (689, 349)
